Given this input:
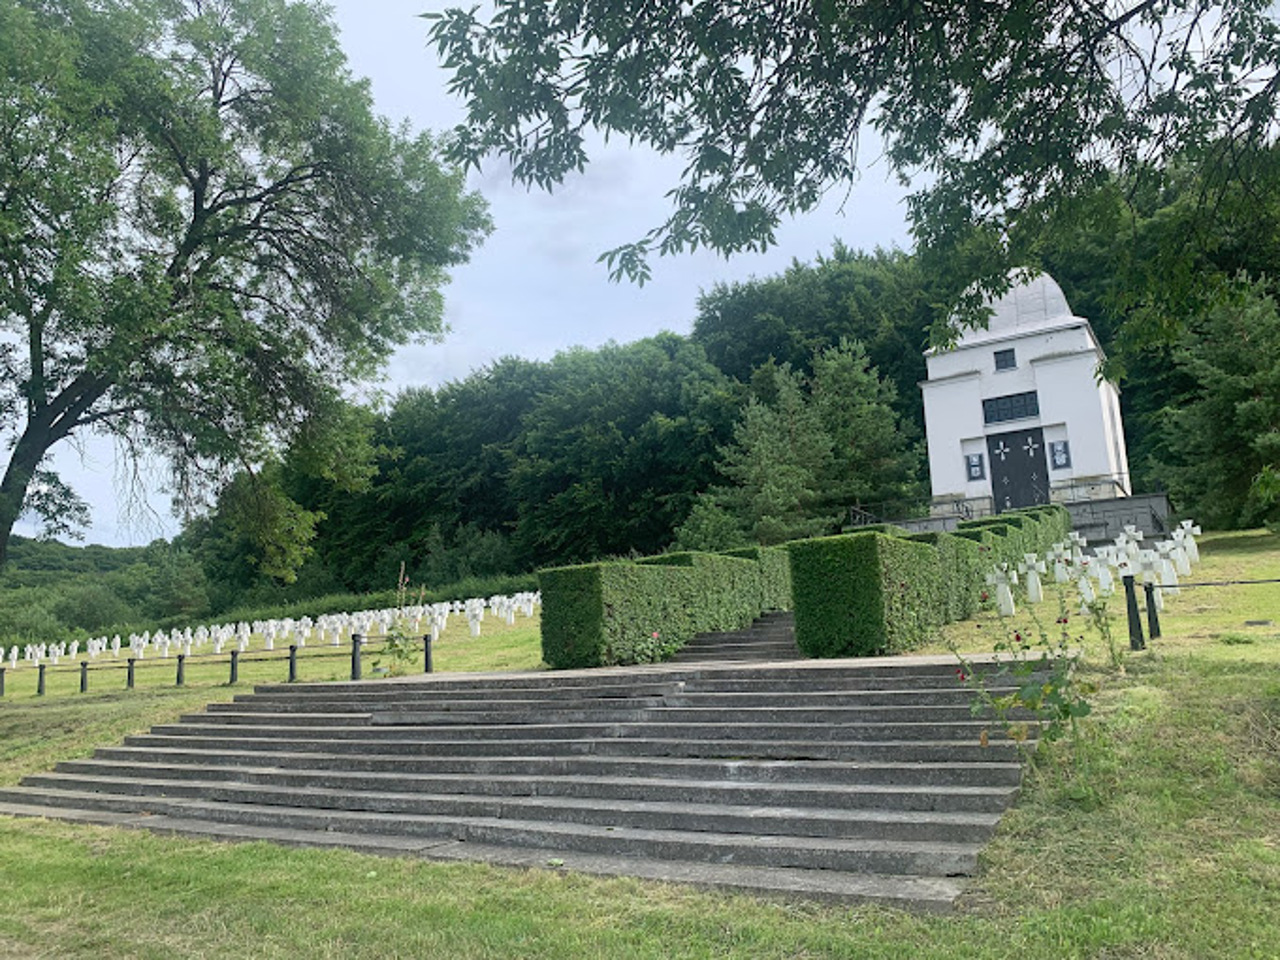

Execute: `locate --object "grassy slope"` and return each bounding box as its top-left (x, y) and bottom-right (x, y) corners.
top-left (0, 532), bottom-right (1278, 958)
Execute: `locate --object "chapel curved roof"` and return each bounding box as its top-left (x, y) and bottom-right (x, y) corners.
top-left (952, 272), bottom-right (1079, 348)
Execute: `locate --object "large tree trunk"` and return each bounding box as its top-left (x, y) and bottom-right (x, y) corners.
top-left (0, 427), bottom-right (50, 569)
top-left (0, 373), bottom-right (110, 569)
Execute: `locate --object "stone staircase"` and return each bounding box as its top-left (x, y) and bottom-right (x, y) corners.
top-left (668, 611), bottom-right (800, 663)
top-left (0, 657), bottom-right (1036, 911)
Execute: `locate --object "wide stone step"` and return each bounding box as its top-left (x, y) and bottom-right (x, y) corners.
top-left (84, 748), bottom-right (1025, 787)
top-left (367, 705), bottom-right (1031, 726)
top-left (0, 786), bottom-right (984, 876)
top-left (192, 703), bottom-right (1030, 728)
top-left (246, 657), bottom-right (1034, 695)
top-left (121, 733), bottom-right (1021, 762)
top-left (155, 719), bottom-right (1023, 743)
top-left (44, 763), bottom-right (1019, 813)
top-left (219, 686), bottom-right (1010, 713)
top-left (245, 669), bottom-right (1041, 698)
top-left (19, 773), bottom-right (1009, 838)
top-left (0, 798), bottom-right (965, 910)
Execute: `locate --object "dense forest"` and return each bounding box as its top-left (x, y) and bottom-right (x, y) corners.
top-left (5, 164), bottom-right (1280, 643)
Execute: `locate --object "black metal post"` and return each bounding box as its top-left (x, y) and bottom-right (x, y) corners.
top-left (37, 663), bottom-right (46, 696)
top-left (1123, 574), bottom-right (1146, 651)
top-left (1144, 582), bottom-right (1162, 639)
top-left (176, 654), bottom-right (185, 686)
top-left (288, 644), bottom-right (298, 683)
top-left (351, 633), bottom-right (362, 681)
top-left (424, 634), bottom-right (433, 674)
top-left (0, 666), bottom-right (5, 698)
top-left (80, 661), bottom-right (88, 694)
top-left (229, 649), bottom-right (240, 685)
top-left (127, 658), bottom-right (136, 690)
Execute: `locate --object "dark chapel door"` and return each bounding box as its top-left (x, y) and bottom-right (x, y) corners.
top-left (986, 427), bottom-right (1050, 512)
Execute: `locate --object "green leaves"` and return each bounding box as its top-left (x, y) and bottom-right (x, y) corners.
top-left (428, 0), bottom-right (1280, 323)
top-left (0, 0), bottom-right (489, 565)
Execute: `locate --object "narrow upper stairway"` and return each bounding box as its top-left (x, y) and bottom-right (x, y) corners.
top-left (668, 611), bottom-right (800, 663)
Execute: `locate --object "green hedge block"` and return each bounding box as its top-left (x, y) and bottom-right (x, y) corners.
top-left (539, 564), bottom-right (606, 669)
top-left (540, 551), bottom-right (771, 669)
top-left (906, 531), bottom-right (982, 622)
top-left (1009, 504), bottom-right (1072, 551)
top-left (721, 545), bottom-right (793, 611)
top-left (787, 533), bottom-right (943, 658)
top-left (953, 525), bottom-right (1016, 573)
top-left (958, 521), bottom-right (1022, 567)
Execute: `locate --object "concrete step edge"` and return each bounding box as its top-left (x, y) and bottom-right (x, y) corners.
top-left (0, 801), bottom-right (962, 910)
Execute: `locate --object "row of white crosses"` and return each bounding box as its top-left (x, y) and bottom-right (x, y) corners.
top-left (0, 591), bottom-right (542, 671)
top-left (987, 519), bottom-right (1202, 617)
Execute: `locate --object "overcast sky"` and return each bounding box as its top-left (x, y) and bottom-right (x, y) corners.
top-left (17, 0), bottom-right (912, 548)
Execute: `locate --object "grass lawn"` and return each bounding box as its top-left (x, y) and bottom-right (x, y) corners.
top-left (1, 531), bottom-right (1278, 958)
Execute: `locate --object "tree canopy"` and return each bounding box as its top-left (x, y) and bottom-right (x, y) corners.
top-left (0, 0), bottom-right (490, 566)
top-left (428, 0), bottom-right (1280, 332)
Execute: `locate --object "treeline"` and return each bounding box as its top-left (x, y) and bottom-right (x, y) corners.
top-left (184, 245), bottom-right (937, 607)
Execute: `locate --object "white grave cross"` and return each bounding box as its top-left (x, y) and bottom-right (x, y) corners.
top-left (986, 564), bottom-right (1019, 617)
top-left (1017, 554), bottom-right (1047, 603)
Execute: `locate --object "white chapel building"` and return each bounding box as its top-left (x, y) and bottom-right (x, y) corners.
top-left (920, 273), bottom-right (1131, 516)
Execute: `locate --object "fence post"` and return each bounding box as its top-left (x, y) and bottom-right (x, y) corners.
top-left (37, 663), bottom-right (46, 697)
top-left (351, 633), bottom-right (363, 681)
top-left (424, 634), bottom-right (433, 674)
top-left (80, 661), bottom-right (89, 694)
top-left (127, 658), bottom-right (136, 690)
top-left (176, 653), bottom-right (185, 687)
top-left (1143, 582), bottom-right (1162, 639)
top-left (0, 666), bottom-right (5, 698)
top-left (1122, 575), bottom-right (1146, 651)
top-left (288, 644), bottom-right (298, 683)
top-left (229, 649), bottom-right (240, 685)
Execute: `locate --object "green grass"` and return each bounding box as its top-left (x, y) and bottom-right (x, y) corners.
top-left (1, 531), bottom-right (1278, 957)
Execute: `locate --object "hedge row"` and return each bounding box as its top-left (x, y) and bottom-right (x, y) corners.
top-left (539, 550), bottom-right (790, 669)
top-left (539, 504), bottom-right (1076, 667)
top-left (906, 531), bottom-right (983, 623)
top-left (720, 545), bottom-right (792, 612)
top-left (788, 533), bottom-right (944, 658)
top-left (955, 505), bottom-right (1072, 568)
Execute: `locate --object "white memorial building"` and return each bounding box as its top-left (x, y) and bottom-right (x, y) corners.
top-left (920, 273), bottom-right (1131, 516)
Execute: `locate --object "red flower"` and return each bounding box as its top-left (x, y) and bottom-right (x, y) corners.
top-left (981, 591), bottom-right (990, 602)
top-left (956, 669), bottom-right (969, 682)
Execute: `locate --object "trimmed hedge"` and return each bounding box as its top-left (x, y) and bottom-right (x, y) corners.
top-left (955, 520), bottom-right (1021, 568)
top-left (787, 533), bottom-right (944, 658)
top-left (540, 551), bottom-right (782, 669)
top-left (721, 545), bottom-right (793, 612)
top-left (540, 504), bottom-right (1077, 668)
top-left (906, 531), bottom-right (983, 622)
top-left (1011, 504), bottom-right (1073, 550)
